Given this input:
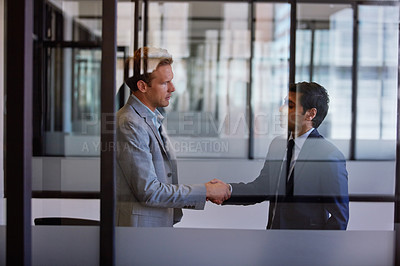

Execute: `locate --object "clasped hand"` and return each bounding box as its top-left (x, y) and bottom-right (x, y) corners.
top-left (205, 178), bottom-right (231, 205)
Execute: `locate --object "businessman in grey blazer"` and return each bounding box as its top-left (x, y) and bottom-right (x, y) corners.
top-left (116, 47), bottom-right (230, 227)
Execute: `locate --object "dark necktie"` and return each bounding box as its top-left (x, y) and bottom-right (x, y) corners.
top-left (286, 139), bottom-right (295, 196)
top-left (158, 125), bottom-right (166, 146)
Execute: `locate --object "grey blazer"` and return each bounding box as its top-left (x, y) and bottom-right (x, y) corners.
top-left (116, 94), bottom-right (206, 227)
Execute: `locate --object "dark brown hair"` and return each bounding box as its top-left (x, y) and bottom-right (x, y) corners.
top-left (289, 82), bottom-right (329, 128)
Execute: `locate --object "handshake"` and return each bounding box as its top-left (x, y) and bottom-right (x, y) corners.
top-left (205, 179), bottom-right (231, 205)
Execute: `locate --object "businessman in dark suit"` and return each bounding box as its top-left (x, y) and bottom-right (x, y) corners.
top-left (221, 82), bottom-right (349, 230)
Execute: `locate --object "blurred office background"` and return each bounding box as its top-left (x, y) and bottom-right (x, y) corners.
top-left (0, 0), bottom-right (399, 264)
top-left (30, 1), bottom-right (398, 160)
top-left (5, 0), bottom-right (395, 228)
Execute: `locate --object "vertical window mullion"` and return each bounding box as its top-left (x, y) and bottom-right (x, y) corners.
top-left (100, 0), bottom-right (117, 264)
top-left (394, 3), bottom-right (400, 265)
top-left (6, 0), bottom-right (33, 264)
top-left (248, 0), bottom-right (255, 159)
top-left (350, 3), bottom-right (359, 160)
top-left (289, 0), bottom-right (297, 84)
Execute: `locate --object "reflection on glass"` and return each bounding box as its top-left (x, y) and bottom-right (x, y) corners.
top-left (32, 0), bottom-right (101, 234)
top-left (41, 0), bottom-right (132, 156)
top-left (40, 0), bottom-right (104, 156)
top-left (44, 48), bottom-right (102, 156)
top-left (296, 4), bottom-right (353, 158)
top-left (72, 49), bottom-right (101, 133)
top-left (356, 5), bottom-right (399, 160)
top-left (47, 0), bottom-right (102, 42)
top-left (252, 3), bottom-right (290, 158)
top-left (147, 2), bottom-right (250, 158)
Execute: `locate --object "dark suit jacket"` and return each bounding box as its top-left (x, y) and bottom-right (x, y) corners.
top-left (224, 129), bottom-right (349, 230)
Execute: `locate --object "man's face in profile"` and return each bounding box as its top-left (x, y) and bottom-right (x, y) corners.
top-left (143, 64), bottom-right (175, 111)
top-left (279, 92), bottom-right (306, 133)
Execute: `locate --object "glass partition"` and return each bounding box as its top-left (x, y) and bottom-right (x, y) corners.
top-left (356, 5), bottom-right (399, 160)
top-left (31, 0), bottom-right (399, 234)
top-left (32, 0), bottom-right (101, 256)
top-left (295, 2), bottom-right (398, 231)
top-left (37, 0), bottom-right (130, 157)
top-left (252, 2), bottom-right (291, 158)
top-left (44, 47), bottom-right (102, 156)
top-left (147, 1), bottom-right (250, 158)
top-left (1, 0), bottom-right (397, 264)
top-left (296, 3), bottom-right (353, 158)
top-left (352, 4), bottom-right (399, 230)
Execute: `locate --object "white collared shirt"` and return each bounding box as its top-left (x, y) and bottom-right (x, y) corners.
top-left (131, 94), bottom-right (164, 138)
top-left (287, 127), bottom-right (315, 178)
top-left (229, 128), bottom-right (315, 193)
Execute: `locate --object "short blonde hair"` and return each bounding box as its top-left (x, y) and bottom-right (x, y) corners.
top-left (126, 47), bottom-right (173, 92)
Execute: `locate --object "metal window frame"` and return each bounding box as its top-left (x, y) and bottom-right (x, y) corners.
top-left (5, 0), bottom-right (33, 264)
top-left (395, 3), bottom-right (400, 265)
top-left (4, 0), bottom-right (400, 264)
top-left (248, 1), bottom-right (255, 159)
top-left (100, 0), bottom-right (117, 264)
top-left (350, 3), bottom-right (359, 161)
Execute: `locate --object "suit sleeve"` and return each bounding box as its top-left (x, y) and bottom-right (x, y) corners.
top-left (223, 150), bottom-right (279, 205)
top-left (117, 118), bottom-right (206, 210)
top-left (223, 168), bottom-right (269, 205)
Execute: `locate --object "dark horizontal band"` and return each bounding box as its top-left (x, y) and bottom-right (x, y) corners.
top-left (30, 191), bottom-right (395, 203)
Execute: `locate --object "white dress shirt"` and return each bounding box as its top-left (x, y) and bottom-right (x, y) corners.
top-left (287, 128), bottom-right (315, 179)
top-left (131, 94), bottom-right (164, 139)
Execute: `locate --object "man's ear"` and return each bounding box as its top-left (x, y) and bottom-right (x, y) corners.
top-left (137, 80), bottom-right (148, 93)
top-left (307, 108), bottom-right (317, 121)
